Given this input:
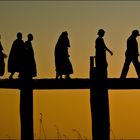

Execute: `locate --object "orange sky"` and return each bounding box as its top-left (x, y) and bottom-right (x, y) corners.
top-left (0, 1), bottom-right (140, 139)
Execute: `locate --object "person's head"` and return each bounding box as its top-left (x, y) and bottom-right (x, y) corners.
top-left (60, 31), bottom-right (68, 39)
top-left (58, 31), bottom-right (68, 43)
top-left (98, 29), bottom-right (105, 37)
top-left (27, 33), bottom-right (33, 41)
top-left (17, 32), bottom-right (22, 40)
top-left (62, 31), bottom-right (68, 36)
top-left (132, 30), bottom-right (140, 37)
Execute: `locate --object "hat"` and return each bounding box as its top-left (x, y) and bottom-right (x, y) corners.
top-left (132, 30), bottom-right (140, 36)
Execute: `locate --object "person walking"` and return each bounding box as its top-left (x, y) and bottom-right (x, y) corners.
top-left (20, 33), bottom-right (37, 78)
top-left (120, 30), bottom-right (140, 78)
top-left (8, 32), bottom-right (24, 79)
top-left (55, 31), bottom-right (73, 79)
top-left (95, 29), bottom-right (113, 79)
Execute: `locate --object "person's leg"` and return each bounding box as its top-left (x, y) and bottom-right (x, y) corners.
top-left (9, 72), bottom-right (15, 79)
top-left (120, 57), bottom-right (131, 78)
top-left (60, 74), bottom-right (62, 79)
top-left (65, 74), bottom-right (70, 79)
top-left (56, 73), bottom-right (59, 79)
top-left (132, 57), bottom-right (140, 78)
top-left (56, 73), bottom-right (63, 79)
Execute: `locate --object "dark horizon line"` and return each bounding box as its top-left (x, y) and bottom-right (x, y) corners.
top-left (0, 0), bottom-right (140, 2)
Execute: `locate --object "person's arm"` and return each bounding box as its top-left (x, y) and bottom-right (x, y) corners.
top-left (103, 39), bottom-right (113, 55)
top-left (105, 47), bottom-right (113, 56)
top-left (102, 40), bottom-right (113, 55)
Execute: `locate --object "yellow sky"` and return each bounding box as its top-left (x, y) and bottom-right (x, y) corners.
top-left (0, 1), bottom-right (140, 139)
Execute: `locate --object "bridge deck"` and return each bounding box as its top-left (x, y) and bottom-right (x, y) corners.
top-left (0, 78), bottom-right (139, 90)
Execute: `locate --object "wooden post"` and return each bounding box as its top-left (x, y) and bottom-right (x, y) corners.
top-left (90, 56), bottom-right (95, 79)
top-left (90, 56), bottom-right (110, 140)
top-left (20, 78), bottom-right (34, 140)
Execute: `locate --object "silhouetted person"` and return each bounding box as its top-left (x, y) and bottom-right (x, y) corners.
top-left (8, 32), bottom-right (24, 79)
top-left (20, 33), bottom-right (37, 78)
top-left (120, 30), bottom-right (140, 78)
top-left (95, 29), bottom-right (113, 79)
top-left (0, 35), bottom-right (7, 76)
top-left (55, 31), bottom-right (73, 79)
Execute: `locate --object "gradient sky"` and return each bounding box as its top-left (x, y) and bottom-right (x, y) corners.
top-left (0, 1), bottom-right (140, 139)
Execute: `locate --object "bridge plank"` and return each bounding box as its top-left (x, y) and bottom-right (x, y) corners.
top-left (0, 78), bottom-right (140, 90)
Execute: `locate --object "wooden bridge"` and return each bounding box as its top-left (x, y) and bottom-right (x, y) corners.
top-left (1, 57), bottom-right (140, 140)
top-left (0, 78), bottom-right (140, 90)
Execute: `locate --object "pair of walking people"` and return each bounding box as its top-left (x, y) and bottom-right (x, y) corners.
top-left (55, 30), bottom-right (112, 80)
top-left (95, 29), bottom-right (140, 79)
top-left (8, 32), bottom-right (37, 79)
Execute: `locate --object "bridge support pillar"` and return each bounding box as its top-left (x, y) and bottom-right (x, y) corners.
top-left (90, 56), bottom-right (110, 140)
top-left (20, 78), bottom-right (34, 140)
